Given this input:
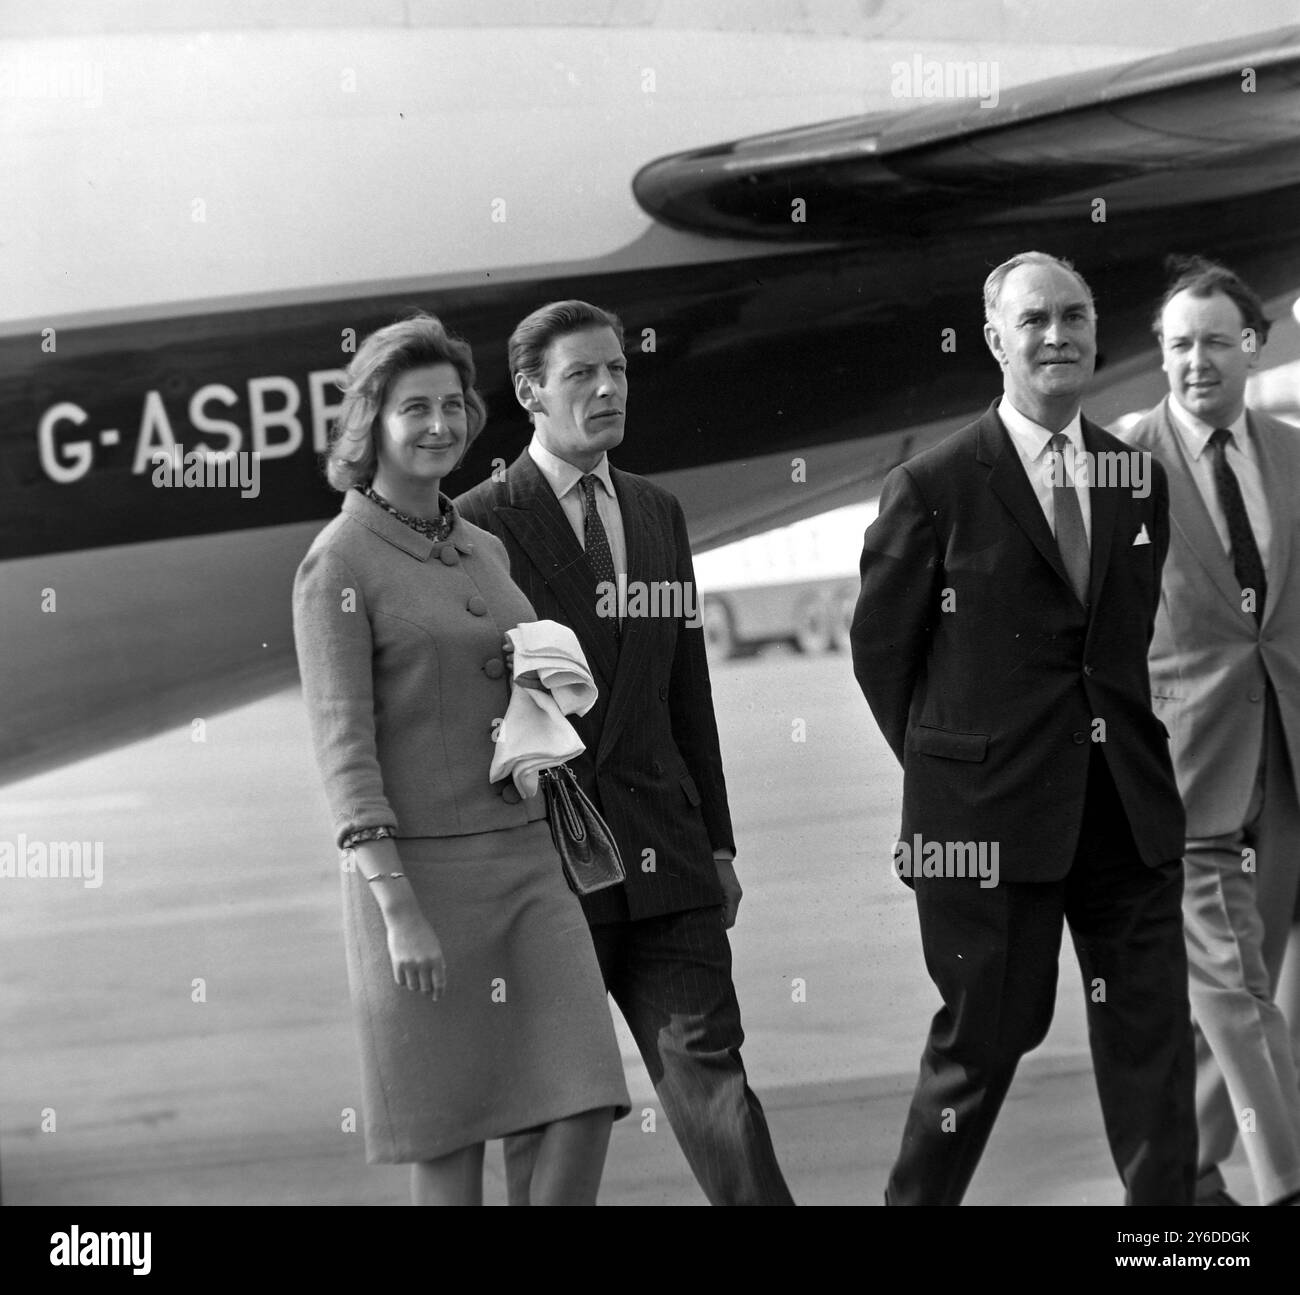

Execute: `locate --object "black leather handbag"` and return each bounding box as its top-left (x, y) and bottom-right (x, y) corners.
top-left (538, 763), bottom-right (625, 895)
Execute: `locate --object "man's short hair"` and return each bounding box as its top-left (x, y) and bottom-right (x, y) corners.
top-left (1150, 254), bottom-right (1271, 345)
top-left (508, 299), bottom-right (625, 386)
top-left (983, 251), bottom-right (1096, 326)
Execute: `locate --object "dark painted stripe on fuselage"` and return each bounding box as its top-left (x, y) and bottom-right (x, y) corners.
top-left (7, 246), bottom-right (931, 559)
top-left (7, 190), bottom-right (1300, 561)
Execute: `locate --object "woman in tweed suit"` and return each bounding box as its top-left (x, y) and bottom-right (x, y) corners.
top-left (293, 314), bottom-right (628, 1205)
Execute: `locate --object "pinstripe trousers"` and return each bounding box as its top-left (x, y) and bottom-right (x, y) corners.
top-left (504, 904), bottom-right (794, 1205)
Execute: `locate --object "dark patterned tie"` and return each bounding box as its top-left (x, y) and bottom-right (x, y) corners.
top-left (1049, 433), bottom-right (1090, 606)
top-left (1209, 428), bottom-right (1266, 623)
top-left (580, 474), bottom-right (620, 638)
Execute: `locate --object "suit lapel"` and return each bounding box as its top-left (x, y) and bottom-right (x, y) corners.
top-left (1250, 409), bottom-right (1294, 630)
top-left (978, 406), bottom-right (1076, 593)
top-left (595, 470), bottom-right (661, 765)
top-left (1151, 398), bottom-right (1244, 614)
top-left (495, 452), bottom-right (620, 690)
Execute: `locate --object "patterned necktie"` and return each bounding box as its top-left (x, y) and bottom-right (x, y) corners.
top-left (1209, 428), bottom-right (1266, 623)
top-left (580, 474), bottom-right (620, 638)
top-left (1049, 432), bottom-right (1090, 606)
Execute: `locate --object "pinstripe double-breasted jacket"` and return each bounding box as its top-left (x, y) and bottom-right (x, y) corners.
top-left (456, 451), bottom-right (735, 924)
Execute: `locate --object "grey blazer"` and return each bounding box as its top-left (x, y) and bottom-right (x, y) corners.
top-left (292, 489), bottom-right (547, 847)
top-left (1122, 397), bottom-right (1300, 837)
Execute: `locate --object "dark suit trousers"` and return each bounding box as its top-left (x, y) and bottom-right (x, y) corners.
top-left (887, 750), bottom-right (1197, 1205)
top-left (505, 905), bottom-right (793, 1205)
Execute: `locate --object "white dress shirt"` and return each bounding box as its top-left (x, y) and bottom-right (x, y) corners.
top-left (1166, 397), bottom-right (1271, 572)
top-left (528, 435), bottom-right (628, 580)
top-left (998, 396), bottom-right (1092, 544)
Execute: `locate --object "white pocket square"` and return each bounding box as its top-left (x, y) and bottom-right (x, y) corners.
top-left (1133, 524), bottom-right (1151, 547)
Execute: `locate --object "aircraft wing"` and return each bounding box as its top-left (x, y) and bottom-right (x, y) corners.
top-left (633, 26), bottom-right (1300, 241)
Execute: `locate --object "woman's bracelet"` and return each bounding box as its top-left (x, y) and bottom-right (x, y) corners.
top-left (364, 871), bottom-right (405, 884)
top-left (341, 824), bottom-right (396, 849)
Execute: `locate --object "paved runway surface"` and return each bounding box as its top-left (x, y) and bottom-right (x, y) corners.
top-left (0, 649), bottom-right (1253, 1206)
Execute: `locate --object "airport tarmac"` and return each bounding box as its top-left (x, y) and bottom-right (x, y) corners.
top-left (0, 649), bottom-right (1254, 1206)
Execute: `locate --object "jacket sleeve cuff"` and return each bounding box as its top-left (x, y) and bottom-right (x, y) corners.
top-left (340, 824), bottom-right (398, 850)
top-left (333, 805), bottom-right (398, 850)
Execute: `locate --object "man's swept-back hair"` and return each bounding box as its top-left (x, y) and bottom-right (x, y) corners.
top-left (1150, 254), bottom-right (1271, 345)
top-left (983, 251), bottom-right (1095, 326)
top-left (508, 299), bottom-right (625, 385)
top-left (324, 312), bottom-right (486, 492)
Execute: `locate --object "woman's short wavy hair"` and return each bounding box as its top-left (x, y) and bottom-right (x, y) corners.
top-left (324, 312), bottom-right (487, 492)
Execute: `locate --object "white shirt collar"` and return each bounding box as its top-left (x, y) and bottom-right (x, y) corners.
top-left (528, 434), bottom-right (614, 500)
top-left (997, 395), bottom-right (1084, 459)
top-left (1166, 395), bottom-right (1248, 462)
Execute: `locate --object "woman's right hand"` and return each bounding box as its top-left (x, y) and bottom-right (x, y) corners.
top-left (385, 909), bottom-right (447, 999)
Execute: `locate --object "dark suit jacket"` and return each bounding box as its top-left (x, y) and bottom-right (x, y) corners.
top-left (850, 400), bottom-right (1185, 884)
top-left (455, 450), bottom-right (733, 924)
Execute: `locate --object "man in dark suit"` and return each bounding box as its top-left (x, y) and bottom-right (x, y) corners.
top-left (851, 251), bottom-right (1196, 1205)
top-left (455, 299), bottom-right (792, 1205)
top-left (1121, 257), bottom-right (1300, 1206)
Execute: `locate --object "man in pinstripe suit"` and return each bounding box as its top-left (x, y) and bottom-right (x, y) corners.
top-left (455, 299), bottom-right (792, 1205)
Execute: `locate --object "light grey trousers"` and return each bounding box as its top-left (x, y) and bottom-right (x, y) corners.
top-left (1186, 688), bottom-right (1300, 1205)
